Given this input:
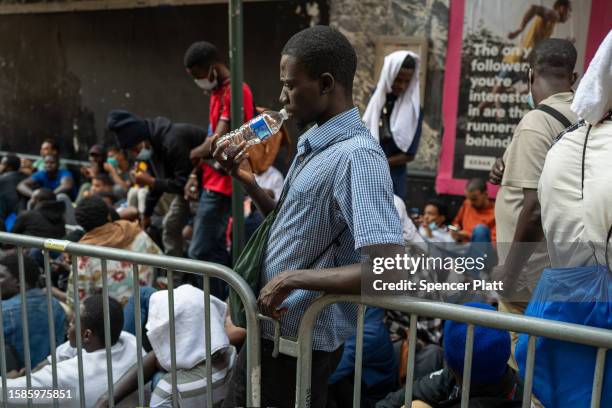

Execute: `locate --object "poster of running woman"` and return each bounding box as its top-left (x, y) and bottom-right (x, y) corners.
top-left (436, 0), bottom-right (611, 197)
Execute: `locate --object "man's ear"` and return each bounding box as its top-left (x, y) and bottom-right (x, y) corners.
top-left (571, 72), bottom-right (578, 87)
top-left (320, 73), bottom-right (335, 95)
top-left (82, 329), bottom-right (93, 344)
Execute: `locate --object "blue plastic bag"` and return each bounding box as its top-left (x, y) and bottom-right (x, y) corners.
top-left (516, 264), bottom-right (612, 408)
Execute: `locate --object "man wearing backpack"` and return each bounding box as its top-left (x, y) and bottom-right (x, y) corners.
top-left (490, 38), bottom-right (577, 371)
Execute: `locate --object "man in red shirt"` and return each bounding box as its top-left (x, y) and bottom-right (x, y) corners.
top-left (451, 178), bottom-right (496, 243)
top-left (183, 41), bottom-right (254, 288)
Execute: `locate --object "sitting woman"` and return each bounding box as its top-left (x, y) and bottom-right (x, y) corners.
top-left (66, 196), bottom-right (162, 309)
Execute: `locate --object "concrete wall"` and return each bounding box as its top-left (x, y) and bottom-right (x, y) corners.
top-left (0, 0), bottom-right (327, 159)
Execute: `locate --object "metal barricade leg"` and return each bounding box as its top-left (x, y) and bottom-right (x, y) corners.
top-left (591, 347), bottom-right (607, 408)
top-left (17, 247), bottom-right (33, 408)
top-left (100, 260), bottom-right (115, 407)
top-left (522, 335), bottom-right (537, 408)
top-left (352, 304), bottom-right (365, 408)
top-left (71, 255), bottom-right (86, 408)
top-left (0, 267), bottom-right (8, 405)
top-left (203, 276), bottom-right (214, 408)
top-left (131, 264), bottom-right (145, 407)
top-left (403, 314), bottom-right (418, 407)
top-left (460, 324), bottom-right (474, 408)
top-left (166, 269), bottom-right (179, 408)
top-left (43, 250), bottom-right (59, 408)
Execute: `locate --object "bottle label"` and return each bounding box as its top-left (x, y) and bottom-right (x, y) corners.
top-left (249, 117), bottom-right (273, 141)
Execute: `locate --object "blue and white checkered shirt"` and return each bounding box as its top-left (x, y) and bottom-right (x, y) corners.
top-left (260, 107), bottom-right (403, 352)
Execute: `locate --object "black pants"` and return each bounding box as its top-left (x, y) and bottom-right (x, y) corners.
top-left (223, 339), bottom-right (344, 408)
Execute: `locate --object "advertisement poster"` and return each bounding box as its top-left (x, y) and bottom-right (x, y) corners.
top-left (436, 0), bottom-right (610, 196)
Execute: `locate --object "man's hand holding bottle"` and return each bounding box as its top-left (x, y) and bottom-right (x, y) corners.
top-left (212, 139), bottom-right (256, 187)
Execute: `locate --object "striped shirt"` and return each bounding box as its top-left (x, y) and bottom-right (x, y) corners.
top-left (150, 346), bottom-right (236, 407)
top-left (260, 107), bottom-right (403, 351)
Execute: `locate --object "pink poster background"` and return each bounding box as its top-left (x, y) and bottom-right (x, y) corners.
top-left (436, 0), bottom-right (612, 197)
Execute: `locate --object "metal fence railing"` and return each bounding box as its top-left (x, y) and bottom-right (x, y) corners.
top-left (0, 232), bottom-right (261, 408)
top-left (287, 294), bottom-right (612, 408)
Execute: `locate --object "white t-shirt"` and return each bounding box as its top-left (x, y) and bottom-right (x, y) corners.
top-left (2, 332), bottom-right (141, 407)
top-left (393, 195), bottom-right (424, 245)
top-left (418, 224), bottom-right (455, 243)
top-left (254, 166), bottom-right (284, 202)
top-left (538, 119), bottom-right (612, 267)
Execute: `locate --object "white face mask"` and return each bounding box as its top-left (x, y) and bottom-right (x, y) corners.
top-left (194, 66), bottom-right (217, 91)
top-left (135, 147), bottom-right (152, 161)
top-left (527, 68), bottom-right (536, 109)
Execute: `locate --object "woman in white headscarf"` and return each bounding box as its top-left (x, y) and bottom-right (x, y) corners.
top-left (363, 50), bottom-right (423, 200)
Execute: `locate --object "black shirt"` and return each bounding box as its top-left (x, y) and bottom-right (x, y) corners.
top-left (378, 93), bottom-right (423, 162)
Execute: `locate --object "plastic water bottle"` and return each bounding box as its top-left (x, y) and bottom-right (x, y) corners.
top-left (218, 109), bottom-right (289, 148)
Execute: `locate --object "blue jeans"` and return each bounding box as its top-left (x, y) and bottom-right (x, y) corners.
top-left (188, 190), bottom-right (231, 299)
top-left (467, 224), bottom-right (497, 273)
top-left (123, 286), bottom-right (156, 351)
top-left (389, 165), bottom-right (407, 200)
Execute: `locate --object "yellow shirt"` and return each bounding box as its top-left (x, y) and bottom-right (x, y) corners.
top-left (504, 16), bottom-right (556, 64)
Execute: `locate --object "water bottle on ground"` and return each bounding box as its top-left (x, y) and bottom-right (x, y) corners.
top-left (218, 109), bottom-right (289, 151)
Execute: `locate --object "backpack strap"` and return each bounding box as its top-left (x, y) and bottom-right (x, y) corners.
top-left (536, 104), bottom-right (572, 128)
top-left (605, 224), bottom-right (612, 273)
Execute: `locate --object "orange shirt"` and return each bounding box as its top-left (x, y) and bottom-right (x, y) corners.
top-left (453, 199), bottom-right (496, 242)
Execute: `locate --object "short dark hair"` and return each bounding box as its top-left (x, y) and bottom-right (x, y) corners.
top-left (530, 38), bottom-right (577, 78)
top-left (554, 0), bottom-right (570, 8)
top-left (3, 155), bottom-right (20, 171)
top-left (466, 178), bottom-right (487, 193)
top-left (94, 173), bottom-right (114, 187)
top-left (184, 41), bottom-right (219, 69)
top-left (35, 188), bottom-right (56, 203)
top-left (401, 55), bottom-right (416, 70)
top-left (75, 196), bottom-right (110, 232)
top-left (42, 138), bottom-right (60, 154)
top-left (82, 295), bottom-right (124, 345)
top-left (425, 198), bottom-right (448, 220)
top-left (0, 253), bottom-right (41, 288)
top-left (282, 25), bottom-right (357, 93)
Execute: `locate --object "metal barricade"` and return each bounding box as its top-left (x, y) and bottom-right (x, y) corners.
top-left (290, 294), bottom-right (612, 408)
top-left (0, 232), bottom-right (261, 408)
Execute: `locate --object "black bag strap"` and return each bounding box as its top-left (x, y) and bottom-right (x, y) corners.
top-left (605, 224), bottom-right (612, 273)
top-left (536, 104), bottom-right (572, 129)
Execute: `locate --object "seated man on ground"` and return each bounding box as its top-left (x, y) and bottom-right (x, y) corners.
top-left (451, 178), bottom-right (496, 244)
top-left (327, 307), bottom-right (398, 408)
top-left (0, 154), bottom-right (26, 220)
top-left (104, 145), bottom-right (131, 196)
top-left (77, 145), bottom-right (108, 202)
top-left (66, 196), bottom-right (160, 309)
top-left (12, 188), bottom-right (66, 239)
top-left (0, 253), bottom-right (66, 371)
top-left (31, 138), bottom-right (67, 172)
top-left (417, 199), bottom-right (454, 243)
top-left (376, 302), bottom-right (522, 408)
top-left (96, 191), bottom-right (140, 222)
top-left (18, 154), bottom-right (74, 200)
top-left (96, 284), bottom-right (238, 408)
top-left (2, 295), bottom-right (142, 407)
